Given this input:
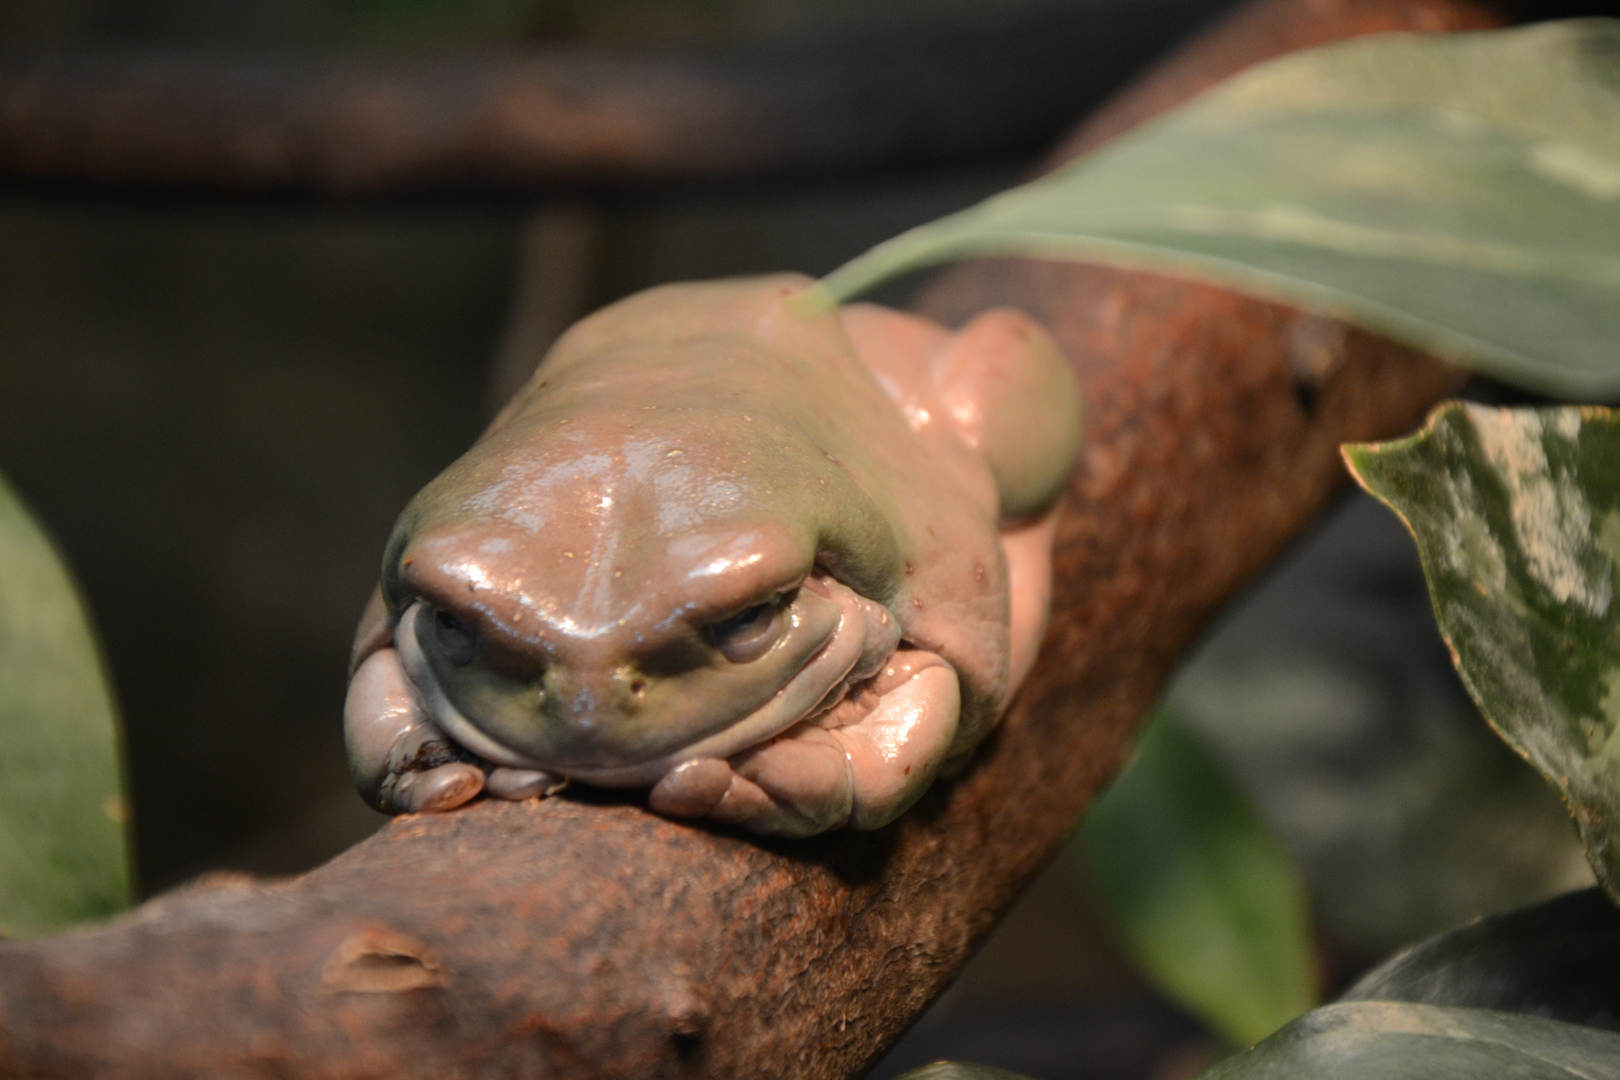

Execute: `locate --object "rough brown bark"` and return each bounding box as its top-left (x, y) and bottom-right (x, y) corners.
top-left (0, 5), bottom-right (1199, 197)
top-left (0, 0), bottom-right (1502, 1076)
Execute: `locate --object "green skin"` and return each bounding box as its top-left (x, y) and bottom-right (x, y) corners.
top-left (344, 274), bottom-right (1081, 837)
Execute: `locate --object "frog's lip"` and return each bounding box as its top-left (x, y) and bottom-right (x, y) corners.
top-left (395, 599), bottom-right (869, 787)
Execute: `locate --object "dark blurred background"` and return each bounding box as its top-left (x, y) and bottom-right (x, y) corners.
top-left (0, 1), bottom-right (1611, 1077)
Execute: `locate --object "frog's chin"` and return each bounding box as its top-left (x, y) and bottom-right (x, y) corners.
top-left (393, 593), bottom-right (886, 789)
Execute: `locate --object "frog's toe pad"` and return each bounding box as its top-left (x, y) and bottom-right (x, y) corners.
top-left (486, 766), bottom-right (567, 801)
top-left (385, 762), bottom-right (485, 814)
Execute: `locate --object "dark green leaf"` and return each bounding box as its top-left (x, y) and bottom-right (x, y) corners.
top-left (1343, 887), bottom-right (1620, 1030)
top-left (1081, 712), bottom-right (1317, 1047)
top-left (0, 471), bottom-right (131, 937)
top-left (1196, 1002), bottom-right (1620, 1079)
top-left (889, 1065), bottom-right (1040, 1080)
top-left (824, 20), bottom-right (1620, 398)
top-left (1345, 404), bottom-right (1620, 902)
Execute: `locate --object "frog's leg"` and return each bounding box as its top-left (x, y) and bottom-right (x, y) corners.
top-left (1000, 506), bottom-right (1060, 690)
top-left (932, 308), bottom-right (1082, 521)
top-left (348, 590), bottom-right (567, 811)
top-left (842, 303), bottom-right (1081, 523)
top-left (345, 647), bottom-right (486, 814)
top-left (648, 650), bottom-right (961, 836)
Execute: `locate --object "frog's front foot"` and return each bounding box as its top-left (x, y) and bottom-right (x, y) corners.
top-left (345, 647), bottom-right (563, 813)
top-left (649, 649), bottom-right (961, 837)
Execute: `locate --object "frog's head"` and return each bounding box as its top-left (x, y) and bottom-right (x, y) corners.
top-left (379, 406), bottom-right (906, 786)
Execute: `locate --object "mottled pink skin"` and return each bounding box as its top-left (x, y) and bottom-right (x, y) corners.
top-left (344, 274), bottom-right (1080, 836)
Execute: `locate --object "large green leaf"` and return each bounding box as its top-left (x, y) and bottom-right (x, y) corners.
top-left (1080, 712), bottom-right (1317, 1047)
top-left (1344, 404), bottom-right (1620, 901)
top-left (1342, 887), bottom-right (1620, 1029)
top-left (889, 1065), bottom-right (1038, 1080)
top-left (1195, 1002), bottom-right (1620, 1079)
top-left (0, 471), bottom-right (131, 937)
top-left (823, 20), bottom-right (1620, 398)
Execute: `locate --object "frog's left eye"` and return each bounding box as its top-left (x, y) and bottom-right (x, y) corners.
top-left (706, 600), bottom-right (783, 664)
top-left (433, 608), bottom-right (479, 666)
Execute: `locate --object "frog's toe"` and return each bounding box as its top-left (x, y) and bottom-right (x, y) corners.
top-left (386, 761), bottom-right (486, 814)
top-left (486, 766), bottom-right (566, 801)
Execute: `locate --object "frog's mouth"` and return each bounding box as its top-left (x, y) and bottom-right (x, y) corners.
top-left (392, 574), bottom-right (901, 788)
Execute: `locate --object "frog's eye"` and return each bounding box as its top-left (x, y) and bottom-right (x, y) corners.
top-left (705, 600), bottom-right (783, 664)
top-left (432, 608), bottom-right (479, 666)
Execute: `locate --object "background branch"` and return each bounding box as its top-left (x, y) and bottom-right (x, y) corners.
top-left (0, 0), bottom-right (1504, 1075)
top-left (0, 4), bottom-right (1211, 196)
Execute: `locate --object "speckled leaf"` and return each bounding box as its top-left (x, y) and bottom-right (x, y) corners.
top-left (823, 20), bottom-right (1620, 398)
top-left (890, 1065), bottom-right (1038, 1080)
top-left (1196, 1002), bottom-right (1620, 1079)
top-left (1081, 712), bottom-right (1317, 1047)
top-left (1342, 887), bottom-right (1620, 1029)
top-left (1344, 404), bottom-right (1620, 902)
top-left (0, 471), bottom-right (131, 937)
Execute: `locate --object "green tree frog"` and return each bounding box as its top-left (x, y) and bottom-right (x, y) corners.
top-left (344, 274), bottom-right (1080, 836)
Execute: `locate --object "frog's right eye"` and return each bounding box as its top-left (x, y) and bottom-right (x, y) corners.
top-left (432, 608), bottom-right (478, 666)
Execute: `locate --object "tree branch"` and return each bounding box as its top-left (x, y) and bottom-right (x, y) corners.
top-left (0, 0), bottom-right (1503, 1076)
top-left (0, 4), bottom-right (1215, 197)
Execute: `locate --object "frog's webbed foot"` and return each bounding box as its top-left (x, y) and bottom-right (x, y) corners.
top-left (648, 650), bottom-right (961, 837)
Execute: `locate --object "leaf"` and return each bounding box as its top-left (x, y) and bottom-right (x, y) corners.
top-left (1195, 1002), bottom-right (1620, 1079)
top-left (823, 20), bottom-right (1620, 398)
top-left (1342, 887), bottom-right (1620, 1030)
top-left (0, 471), bottom-right (131, 937)
top-left (1344, 404), bottom-right (1620, 902)
top-left (889, 1065), bottom-right (1039, 1080)
top-left (1080, 712), bottom-right (1317, 1047)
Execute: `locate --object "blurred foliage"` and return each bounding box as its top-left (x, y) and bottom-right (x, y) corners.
top-left (1348, 405), bottom-right (1620, 901)
top-left (827, 20), bottom-right (1620, 398)
top-left (1194, 890), bottom-right (1620, 1078)
top-left (1199, 1002), bottom-right (1620, 1080)
top-left (1342, 887), bottom-right (1620, 1027)
top-left (890, 1065), bottom-right (1039, 1080)
top-left (1167, 491), bottom-right (1592, 961)
top-left (0, 470), bottom-right (130, 938)
top-left (1081, 712), bottom-right (1318, 1048)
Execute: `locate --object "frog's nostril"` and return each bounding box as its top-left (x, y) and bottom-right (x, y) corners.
top-left (629, 678), bottom-right (647, 697)
top-left (432, 608), bottom-right (478, 666)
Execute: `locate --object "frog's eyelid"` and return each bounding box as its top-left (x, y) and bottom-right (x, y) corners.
top-left (698, 578), bottom-right (804, 626)
top-left (678, 564), bottom-right (807, 629)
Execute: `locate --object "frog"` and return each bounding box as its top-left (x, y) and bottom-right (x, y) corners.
top-left (343, 273), bottom-right (1081, 837)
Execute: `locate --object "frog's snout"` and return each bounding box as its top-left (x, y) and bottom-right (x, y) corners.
top-left (395, 599), bottom-right (629, 769)
top-left (533, 662), bottom-right (649, 731)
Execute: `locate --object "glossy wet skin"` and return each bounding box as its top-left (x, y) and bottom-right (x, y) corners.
top-left (346, 274), bottom-right (1081, 835)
